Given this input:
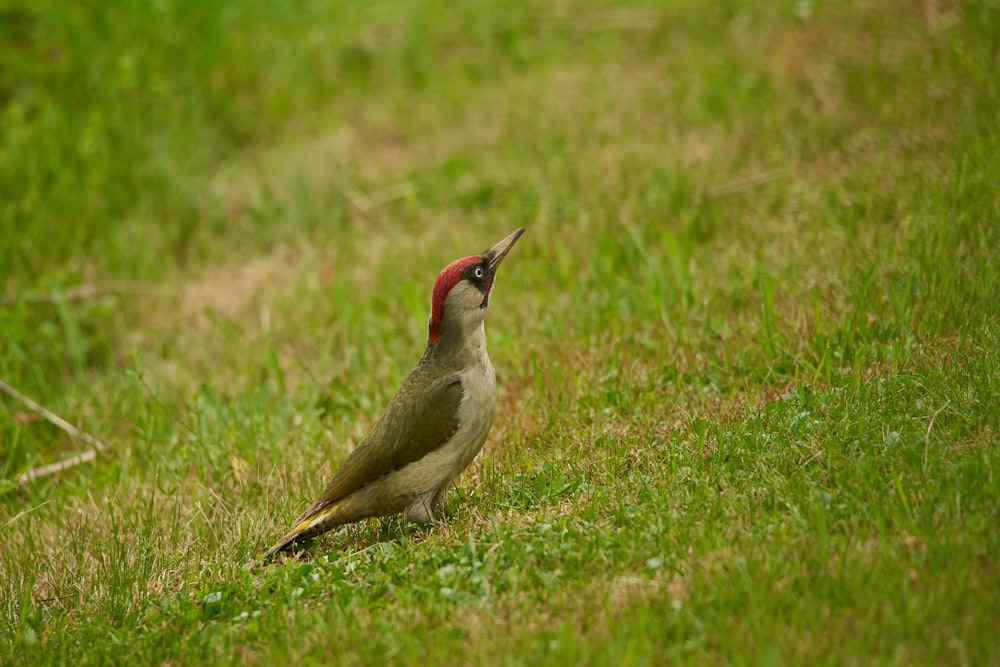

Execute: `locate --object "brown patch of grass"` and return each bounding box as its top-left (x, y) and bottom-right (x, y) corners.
top-left (607, 574), bottom-right (663, 609)
top-left (179, 248), bottom-right (301, 326)
top-left (765, 0), bottom-right (942, 90)
top-left (130, 245), bottom-right (302, 347)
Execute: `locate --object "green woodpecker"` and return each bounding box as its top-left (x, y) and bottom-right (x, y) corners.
top-left (263, 228), bottom-right (524, 560)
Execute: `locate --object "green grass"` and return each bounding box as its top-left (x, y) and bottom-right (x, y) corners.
top-left (2, 0), bottom-right (998, 663)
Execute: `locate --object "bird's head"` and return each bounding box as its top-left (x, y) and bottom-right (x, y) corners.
top-left (427, 228), bottom-right (525, 346)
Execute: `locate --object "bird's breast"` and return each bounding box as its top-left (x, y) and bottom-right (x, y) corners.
top-left (453, 354), bottom-right (497, 469)
top-left (374, 357), bottom-right (496, 500)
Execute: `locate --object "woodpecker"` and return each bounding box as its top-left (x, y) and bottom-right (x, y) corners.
top-left (263, 228), bottom-right (524, 560)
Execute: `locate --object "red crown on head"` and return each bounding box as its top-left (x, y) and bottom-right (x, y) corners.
top-left (428, 255), bottom-right (482, 345)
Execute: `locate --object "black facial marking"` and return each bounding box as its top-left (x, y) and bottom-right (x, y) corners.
top-left (462, 260), bottom-right (491, 295)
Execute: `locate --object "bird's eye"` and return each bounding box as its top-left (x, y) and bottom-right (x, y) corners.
top-left (473, 266), bottom-right (484, 279)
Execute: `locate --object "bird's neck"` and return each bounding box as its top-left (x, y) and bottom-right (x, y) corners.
top-left (425, 319), bottom-right (490, 370)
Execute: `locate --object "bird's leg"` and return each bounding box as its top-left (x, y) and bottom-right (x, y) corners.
top-left (403, 491), bottom-right (437, 525)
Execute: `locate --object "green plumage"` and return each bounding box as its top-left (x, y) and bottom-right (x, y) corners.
top-left (262, 352), bottom-right (464, 559)
top-left (297, 361), bottom-right (463, 522)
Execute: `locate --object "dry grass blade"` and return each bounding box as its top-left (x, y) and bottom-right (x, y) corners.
top-left (710, 170), bottom-right (784, 197)
top-left (0, 379), bottom-right (107, 484)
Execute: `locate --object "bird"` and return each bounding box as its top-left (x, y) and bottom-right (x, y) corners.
top-left (262, 228), bottom-right (525, 560)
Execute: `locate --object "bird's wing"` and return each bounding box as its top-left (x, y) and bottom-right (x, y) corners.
top-left (293, 370), bottom-right (463, 523)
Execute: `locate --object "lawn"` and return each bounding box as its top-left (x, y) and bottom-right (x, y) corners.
top-left (1, 0), bottom-right (998, 663)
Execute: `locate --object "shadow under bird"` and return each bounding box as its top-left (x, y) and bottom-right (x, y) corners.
top-left (263, 228), bottom-right (525, 560)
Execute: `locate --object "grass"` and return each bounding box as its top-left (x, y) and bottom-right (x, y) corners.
top-left (2, 0), bottom-right (998, 663)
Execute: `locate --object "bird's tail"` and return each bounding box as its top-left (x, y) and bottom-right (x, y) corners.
top-left (260, 501), bottom-right (344, 562)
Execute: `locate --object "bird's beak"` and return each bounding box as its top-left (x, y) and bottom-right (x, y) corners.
top-left (484, 228), bottom-right (525, 273)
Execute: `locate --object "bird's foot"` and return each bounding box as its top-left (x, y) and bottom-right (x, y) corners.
top-left (403, 493), bottom-right (437, 525)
